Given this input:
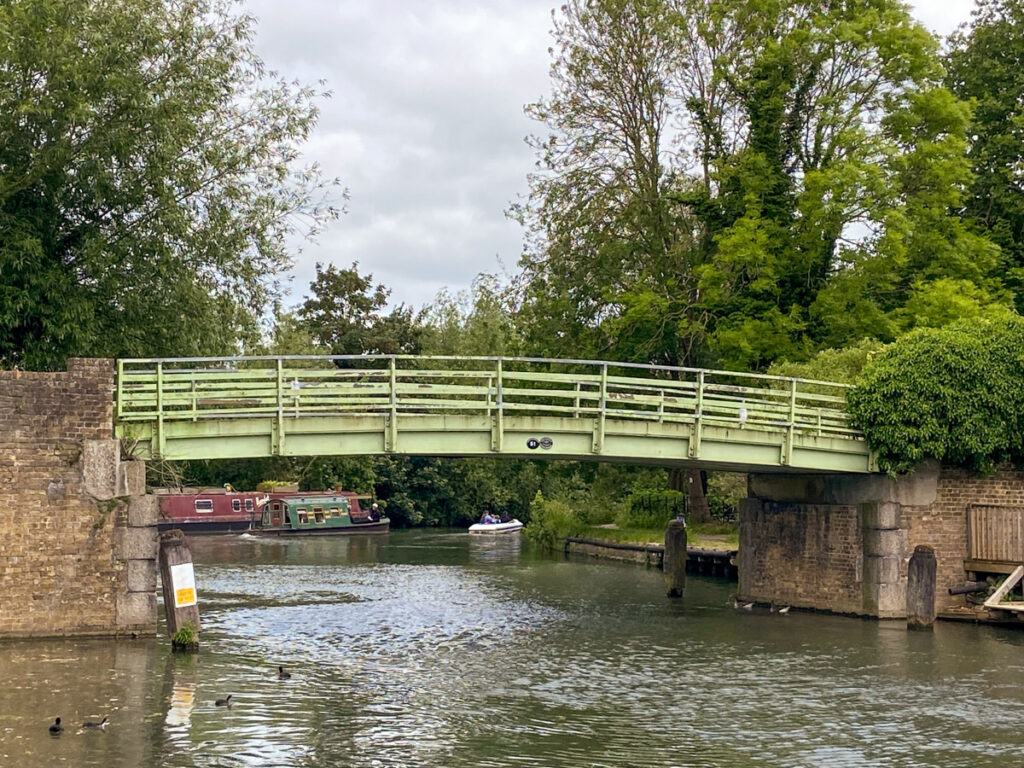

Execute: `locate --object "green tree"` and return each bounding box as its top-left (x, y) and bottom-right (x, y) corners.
top-left (420, 275), bottom-right (522, 357)
top-left (947, 0), bottom-right (1024, 313)
top-left (518, 0), bottom-right (1001, 372)
top-left (0, 0), bottom-right (341, 370)
top-left (298, 262), bottom-right (424, 356)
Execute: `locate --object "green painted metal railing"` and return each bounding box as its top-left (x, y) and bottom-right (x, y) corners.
top-left (115, 355), bottom-right (866, 468)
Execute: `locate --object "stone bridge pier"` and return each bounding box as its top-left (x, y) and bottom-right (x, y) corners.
top-left (0, 359), bottom-right (157, 638)
top-left (739, 461), bottom-right (1021, 618)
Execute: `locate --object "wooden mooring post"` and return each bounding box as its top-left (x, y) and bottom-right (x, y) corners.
top-left (664, 518), bottom-right (687, 597)
top-left (906, 545), bottom-right (937, 631)
top-left (159, 530), bottom-right (201, 649)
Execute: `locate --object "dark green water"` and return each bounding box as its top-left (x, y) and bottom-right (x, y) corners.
top-left (3, 529), bottom-right (1024, 767)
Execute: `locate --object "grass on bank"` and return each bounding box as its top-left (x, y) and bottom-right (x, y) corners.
top-left (524, 489), bottom-right (741, 552)
top-left (577, 522), bottom-right (739, 551)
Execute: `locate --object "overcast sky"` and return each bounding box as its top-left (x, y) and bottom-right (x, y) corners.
top-left (246, 0), bottom-right (979, 311)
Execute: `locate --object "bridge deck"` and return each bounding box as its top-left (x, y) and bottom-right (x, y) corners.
top-left (114, 355), bottom-right (875, 473)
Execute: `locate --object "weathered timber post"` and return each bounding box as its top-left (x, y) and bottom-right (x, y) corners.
top-left (906, 545), bottom-right (937, 631)
top-left (664, 518), bottom-right (687, 597)
top-left (159, 531), bottom-right (201, 649)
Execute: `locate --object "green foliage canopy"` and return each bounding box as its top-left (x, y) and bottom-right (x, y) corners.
top-left (0, 0), bottom-right (340, 370)
top-left (517, 0), bottom-right (1004, 372)
top-left (848, 318), bottom-right (1024, 473)
top-left (947, 0), bottom-right (1024, 314)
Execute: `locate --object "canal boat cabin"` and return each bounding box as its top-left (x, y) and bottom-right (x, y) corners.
top-left (259, 492), bottom-right (389, 535)
top-left (157, 488), bottom-right (266, 533)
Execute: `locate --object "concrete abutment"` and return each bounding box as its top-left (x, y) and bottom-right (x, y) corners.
top-left (739, 461), bottom-right (1024, 618)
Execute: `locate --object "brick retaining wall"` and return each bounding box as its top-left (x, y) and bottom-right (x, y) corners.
top-left (0, 359), bottom-right (157, 637)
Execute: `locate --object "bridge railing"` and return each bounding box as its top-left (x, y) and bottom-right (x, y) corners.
top-left (116, 355), bottom-right (859, 439)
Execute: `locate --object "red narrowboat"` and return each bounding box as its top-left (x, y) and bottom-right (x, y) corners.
top-left (156, 488), bottom-right (267, 534)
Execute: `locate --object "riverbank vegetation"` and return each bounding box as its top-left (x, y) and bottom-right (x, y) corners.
top-left (5, 1), bottom-right (1024, 517)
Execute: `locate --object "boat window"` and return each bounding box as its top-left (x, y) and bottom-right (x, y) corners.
top-left (232, 499), bottom-right (241, 512)
top-left (314, 511), bottom-right (325, 523)
top-left (329, 506), bottom-right (342, 518)
top-left (245, 499), bottom-right (254, 512)
top-left (194, 499), bottom-right (214, 513)
top-left (262, 510), bottom-right (271, 526)
top-left (297, 508), bottom-right (308, 525)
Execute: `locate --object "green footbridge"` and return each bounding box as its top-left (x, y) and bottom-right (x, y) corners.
top-left (114, 355), bottom-right (876, 473)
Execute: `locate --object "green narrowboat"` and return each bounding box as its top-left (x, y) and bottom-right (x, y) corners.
top-left (258, 492), bottom-right (389, 535)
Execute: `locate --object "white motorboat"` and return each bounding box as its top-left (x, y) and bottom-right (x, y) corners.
top-left (468, 519), bottom-right (524, 534)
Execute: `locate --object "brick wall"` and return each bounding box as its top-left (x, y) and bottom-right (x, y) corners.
top-left (739, 501), bottom-right (865, 613)
top-left (0, 359), bottom-right (156, 637)
top-left (903, 468), bottom-right (1024, 611)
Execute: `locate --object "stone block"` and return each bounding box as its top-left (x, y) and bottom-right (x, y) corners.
top-left (863, 554), bottom-right (900, 584)
top-left (116, 591), bottom-right (157, 632)
top-left (749, 461), bottom-right (940, 507)
top-left (861, 501), bottom-right (900, 530)
top-left (128, 495), bottom-right (159, 527)
top-left (83, 439), bottom-right (119, 500)
top-left (115, 527), bottom-right (158, 561)
top-left (873, 582), bottom-right (907, 618)
top-left (863, 528), bottom-right (902, 557)
top-left (127, 559), bottom-right (157, 592)
top-left (118, 460), bottom-right (146, 497)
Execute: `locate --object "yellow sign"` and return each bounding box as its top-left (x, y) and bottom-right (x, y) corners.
top-left (170, 562), bottom-right (198, 607)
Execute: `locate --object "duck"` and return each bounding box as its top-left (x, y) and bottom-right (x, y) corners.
top-left (278, 666), bottom-right (291, 680)
top-left (733, 599), bottom-right (753, 610)
top-left (214, 695), bottom-right (233, 707)
top-left (82, 717), bottom-right (108, 729)
top-left (777, 605), bottom-right (791, 614)
top-left (49, 717), bottom-right (63, 734)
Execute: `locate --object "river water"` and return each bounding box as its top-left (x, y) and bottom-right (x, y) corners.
top-left (2, 529), bottom-right (1024, 767)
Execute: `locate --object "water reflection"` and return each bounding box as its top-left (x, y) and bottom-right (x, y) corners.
top-left (2, 530), bottom-right (1024, 766)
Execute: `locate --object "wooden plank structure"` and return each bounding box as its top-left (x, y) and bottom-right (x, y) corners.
top-left (113, 355), bottom-right (875, 474)
top-left (983, 565), bottom-right (1024, 614)
top-left (968, 504), bottom-right (1024, 563)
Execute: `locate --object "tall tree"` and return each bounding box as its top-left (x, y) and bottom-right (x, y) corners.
top-left (512, 0), bottom-right (697, 367)
top-left (518, 0), bottom-right (1001, 373)
top-left (0, 0), bottom-right (341, 370)
top-left (947, 0), bottom-right (1024, 313)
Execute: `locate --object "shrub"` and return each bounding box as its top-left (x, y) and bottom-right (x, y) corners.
top-left (615, 489), bottom-right (685, 529)
top-left (848, 317), bottom-right (1024, 473)
top-left (523, 491), bottom-right (584, 549)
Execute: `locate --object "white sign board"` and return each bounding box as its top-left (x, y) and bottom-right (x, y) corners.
top-left (170, 562), bottom-right (197, 608)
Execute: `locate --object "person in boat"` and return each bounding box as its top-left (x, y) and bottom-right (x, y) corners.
top-left (498, 512), bottom-right (512, 523)
top-left (479, 511), bottom-right (497, 525)
top-left (369, 503), bottom-right (380, 521)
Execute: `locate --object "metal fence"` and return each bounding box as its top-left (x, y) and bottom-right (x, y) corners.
top-left (116, 354), bottom-right (859, 440)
